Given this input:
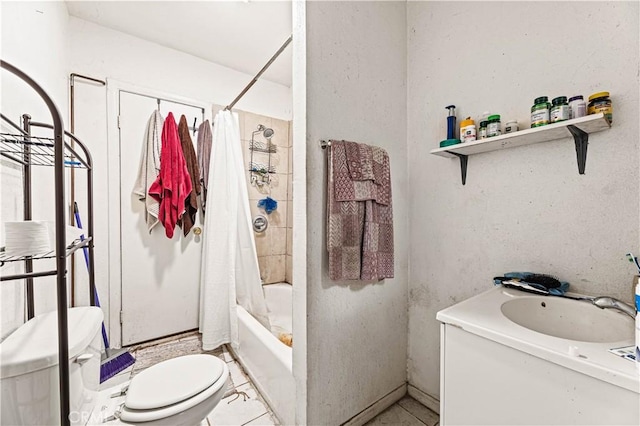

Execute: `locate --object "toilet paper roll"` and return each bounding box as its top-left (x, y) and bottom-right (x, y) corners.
top-left (43, 222), bottom-right (85, 249)
top-left (4, 221), bottom-right (52, 257)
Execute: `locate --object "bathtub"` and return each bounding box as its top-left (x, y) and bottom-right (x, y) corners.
top-left (233, 283), bottom-right (294, 425)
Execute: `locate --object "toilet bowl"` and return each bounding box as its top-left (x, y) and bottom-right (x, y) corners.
top-left (0, 307), bottom-right (229, 426)
top-left (101, 354), bottom-right (229, 425)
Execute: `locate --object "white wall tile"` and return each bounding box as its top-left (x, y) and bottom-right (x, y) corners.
top-left (257, 255), bottom-right (267, 282)
top-left (270, 228), bottom-right (287, 256)
top-left (286, 201), bottom-right (293, 229)
top-left (267, 174), bottom-right (288, 201)
top-left (287, 173), bottom-right (293, 201)
top-left (244, 112), bottom-right (272, 142)
top-left (286, 228), bottom-right (293, 257)
top-left (253, 231), bottom-right (270, 258)
top-left (271, 147), bottom-right (289, 175)
top-left (285, 255), bottom-right (293, 284)
top-left (270, 201), bottom-right (287, 227)
top-left (246, 178), bottom-right (272, 200)
top-left (271, 117), bottom-right (290, 148)
top-left (258, 255), bottom-right (285, 284)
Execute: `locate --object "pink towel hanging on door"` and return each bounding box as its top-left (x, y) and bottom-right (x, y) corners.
top-left (149, 112), bottom-right (192, 239)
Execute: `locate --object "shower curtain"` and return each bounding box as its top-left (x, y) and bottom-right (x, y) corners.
top-left (199, 110), bottom-right (271, 351)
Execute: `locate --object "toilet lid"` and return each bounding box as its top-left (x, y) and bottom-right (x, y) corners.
top-left (119, 360), bottom-right (229, 423)
top-left (125, 354), bottom-right (225, 410)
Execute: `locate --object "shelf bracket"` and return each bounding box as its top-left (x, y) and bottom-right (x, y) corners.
top-left (447, 151), bottom-right (468, 185)
top-left (567, 125), bottom-right (588, 175)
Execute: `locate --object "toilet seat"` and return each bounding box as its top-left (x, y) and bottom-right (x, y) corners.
top-left (119, 355), bottom-right (228, 423)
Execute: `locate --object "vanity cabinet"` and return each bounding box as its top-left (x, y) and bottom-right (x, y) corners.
top-left (440, 323), bottom-right (639, 425)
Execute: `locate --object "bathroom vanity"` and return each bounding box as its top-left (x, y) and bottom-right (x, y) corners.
top-left (437, 287), bottom-right (639, 425)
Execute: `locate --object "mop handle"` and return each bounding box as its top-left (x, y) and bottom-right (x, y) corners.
top-left (73, 202), bottom-right (110, 349)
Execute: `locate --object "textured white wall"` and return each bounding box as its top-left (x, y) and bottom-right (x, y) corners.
top-left (407, 1), bottom-right (640, 400)
top-left (305, 2), bottom-right (408, 424)
top-left (1, 1), bottom-right (70, 338)
top-left (68, 17), bottom-right (292, 121)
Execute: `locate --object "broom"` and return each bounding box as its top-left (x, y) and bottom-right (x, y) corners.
top-left (74, 202), bottom-right (136, 383)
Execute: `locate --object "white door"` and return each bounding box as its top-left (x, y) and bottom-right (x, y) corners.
top-left (118, 91), bottom-right (206, 345)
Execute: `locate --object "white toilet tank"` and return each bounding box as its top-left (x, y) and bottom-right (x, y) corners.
top-left (1, 307), bottom-right (103, 425)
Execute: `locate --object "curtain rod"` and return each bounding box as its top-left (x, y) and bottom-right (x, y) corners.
top-left (225, 34), bottom-right (293, 111)
top-left (118, 89), bottom-right (206, 114)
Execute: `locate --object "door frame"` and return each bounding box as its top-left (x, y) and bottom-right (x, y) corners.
top-left (105, 79), bottom-right (212, 347)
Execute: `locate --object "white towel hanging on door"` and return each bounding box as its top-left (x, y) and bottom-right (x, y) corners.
top-left (133, 110), bottom-right (163, 233)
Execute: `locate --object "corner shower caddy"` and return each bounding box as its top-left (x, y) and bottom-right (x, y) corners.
top-left (0, 60), bottom-right (95, 426)
top-left (249, 131), bottom-right (277, 186)
top-left (430, 113), bottom-right (611, 185)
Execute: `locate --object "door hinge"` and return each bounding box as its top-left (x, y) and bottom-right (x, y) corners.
top-left (117, 115), bottom-right (121, 129)
top-left (119, 310), bottom-right (124, 324)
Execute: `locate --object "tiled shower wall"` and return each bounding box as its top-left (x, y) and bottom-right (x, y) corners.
top-left (238, 111), bottom-right (292, 284)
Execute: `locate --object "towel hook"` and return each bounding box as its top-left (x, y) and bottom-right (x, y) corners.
top-left (156, 98), bottom-right (161, 111)
top-left (192, 117), bottom-right (198, 135)
top-left (319, 140), bottom-right (332, 149)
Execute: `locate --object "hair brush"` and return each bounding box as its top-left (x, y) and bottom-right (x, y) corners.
top-left (522, 273), bottom-right (561, 289)
top-left (494, 273), bottom-right (562, 292)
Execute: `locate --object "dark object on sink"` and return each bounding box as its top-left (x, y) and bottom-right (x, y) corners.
top-left (493, 272), bottom-right (567, 295)
top-left (522, 273), bottom-right (561, 289)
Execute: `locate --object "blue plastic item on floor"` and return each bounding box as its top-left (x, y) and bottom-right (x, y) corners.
top-left (257, 196), bottom-right (278, 214)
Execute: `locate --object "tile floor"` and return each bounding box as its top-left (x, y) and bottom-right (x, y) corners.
top-left (365, 396), bottom-right (439, 426)
top-left (100, 331), bottom-right (439, 426)
top-left (99, 331), bottom-right (277, 425)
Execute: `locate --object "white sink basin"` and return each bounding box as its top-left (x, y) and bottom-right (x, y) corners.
top-left (501, 296), bottom-right (634, 343)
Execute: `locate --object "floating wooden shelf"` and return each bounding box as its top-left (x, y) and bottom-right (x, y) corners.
top-left (430, 113), bottom-right (611, 185)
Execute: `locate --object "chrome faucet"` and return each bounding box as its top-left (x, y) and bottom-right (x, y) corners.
top-left (591, 297), bottom-right (636, 319)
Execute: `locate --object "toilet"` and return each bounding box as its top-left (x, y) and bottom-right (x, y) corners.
top-left (0, 307), bottom-right (229, 426)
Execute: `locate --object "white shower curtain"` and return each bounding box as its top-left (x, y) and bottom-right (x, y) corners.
top-left (199, 110), bottom-right (271, 351)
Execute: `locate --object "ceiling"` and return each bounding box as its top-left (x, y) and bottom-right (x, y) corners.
top-left (65, 1), bottom-right (293, 87)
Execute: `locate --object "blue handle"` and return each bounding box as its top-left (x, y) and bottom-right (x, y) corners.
top-left (74, 202), bottom-right (110, 349)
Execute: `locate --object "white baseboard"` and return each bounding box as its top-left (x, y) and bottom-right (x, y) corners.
top-left (407, 384), bottom-right (440, 414)
top-left (342, 383), bottom-right (407, 426)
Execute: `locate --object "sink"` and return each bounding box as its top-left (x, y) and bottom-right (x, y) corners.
top-left (440, 287), bottom-right (640, 425)
top-left (500, 295), bottom-right (634, 343)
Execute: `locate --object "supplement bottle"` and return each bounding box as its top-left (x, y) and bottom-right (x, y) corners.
top-left (568, 95), bottom-right (586, 119)
top-left (531, 97), bottom-right (550, 128)
top-left (505, 120), bottom-right (518, 134)
top-left (479, 121), bottom-right (488, 139)
top-left (550, 96), bottom-right (570, 123)
top-left (460, 117), bottom-right (476, 143)
top-left (588, 91), bottom-right (612, 123)
top-left (487, 114), bottom-right (501, 137)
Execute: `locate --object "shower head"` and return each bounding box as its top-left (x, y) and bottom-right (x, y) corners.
top-left (257, 124), bottom-right (274, 139)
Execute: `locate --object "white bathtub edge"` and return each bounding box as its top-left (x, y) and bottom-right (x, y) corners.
top-left (234, 305), bottom-right (294, 425)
